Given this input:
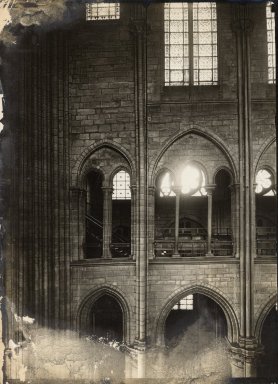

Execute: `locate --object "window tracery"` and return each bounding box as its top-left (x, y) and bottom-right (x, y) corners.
top-left (173, 294), bottom-right (194, 310)
top-left (112, 170), bottom-right (131, 200)
top-left (164, 2), bottom-right (218, 86)
top-left (158, 165), bottom-right (207, 197)
top-left (266, 2), bottom-right (275, 84)
top-left (255, 169), bottom-right (276, 196)
top-left (86, 2), bottom-right (120, 21)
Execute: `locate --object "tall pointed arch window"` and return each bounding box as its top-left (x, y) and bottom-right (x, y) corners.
top-left (112, 170), bottom-right (131, 257)
top-left (164, 2), bottom-right (218, 86)
top-left (112, 170), bottom-right (131, 200)
top-left (266, 2), bottom-right (276, 84)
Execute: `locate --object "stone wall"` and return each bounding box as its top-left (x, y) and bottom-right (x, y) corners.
top-left (2, 1), bottom-right (277, 380)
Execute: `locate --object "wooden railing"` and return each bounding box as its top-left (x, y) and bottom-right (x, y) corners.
top-left (154, 227), bottom-right (233, 257)
top-left (110, 243), bottom-right (131, 258)
top-left (154, 239), bottom-right (233, 257)
top-left (256, 227), bottom-right (276, 256)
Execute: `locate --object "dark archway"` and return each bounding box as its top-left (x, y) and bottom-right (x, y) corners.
top-left (85, 169), bottom-right (103, 258)
top-left (258, 306), bottom-right (278, 378)
top-left (165, 293), bottom-right (227, 350)
top-left (213, 169), bottom-right (232, 256)
top-left (111, 170), bottom-right (131, 258)
top-left (90, 294), bottom-right (124, 341)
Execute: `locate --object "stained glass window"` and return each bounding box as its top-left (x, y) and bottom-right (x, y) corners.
top-left (266, 2), bottom-right (275, 84)
top-left (86, 2), bottom-right (120, 21)
top-left (112, 170), bottom-right (131, 200)
top-left (165, 2), bottom-right (217, 86)
top-left (173, 294), bottom-right (194, 310)
top-left (255, 169), bottom-right (275, 196)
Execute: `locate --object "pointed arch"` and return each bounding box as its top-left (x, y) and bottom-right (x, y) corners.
top-left (154, 283), bottom-right (239, 346)
top-left (76, 284), bottom-right (132, 343)
top-left (212, 166), bottom-right (233, 185)
top-left (253, 135), bottom-right (276, 175)
top-left (254, 293), bottom-right (277, 342)
top-left (72, 140), bottom-right (136, 188)
top-left (149, 127), bottom-right (238, 186)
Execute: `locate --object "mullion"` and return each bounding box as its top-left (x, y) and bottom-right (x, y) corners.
top-left (189, 3), bottom-right (194, 86)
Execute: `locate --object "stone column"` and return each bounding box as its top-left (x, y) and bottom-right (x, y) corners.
top-left (233, 5), bottom-right (254, 343)
top-left (130, 184), bottom-right (137, 261)
top-left (252, 183), bottom-right (258, 259)
top-left (136, 345), bottom-right (146, 379)
top-left (148, 186), bottom-right (156, 259)
top-left (70, 187), bottom-right (86, 261)
top-left (206, 185), bottom-right (215, 256)
top-left (130, 8), bottom-right (148, 373)
top-left (172, 186), bottom-right (181, 257)
top-left (229, 340), bottom-right (263, 378)
top-left (102, 186), bottom-right (113, 259)
top-left (230, 183), bottom-right (240, 258)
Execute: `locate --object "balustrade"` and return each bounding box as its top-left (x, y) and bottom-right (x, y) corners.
top-left (256, 227), bottom-right (276, 256)
top-left (154, 227), bottom-right (233, 257)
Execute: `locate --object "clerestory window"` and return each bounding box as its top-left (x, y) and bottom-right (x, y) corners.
top-left (86, 2), bottom-right (120, 21)
top-left (173, 294), bottom-right (194, 310)
top-left (112, 170), bottom-right (131, 200)
top-left (266, 2), bottom-right (276, 84)
top-left (255, 169), bottom-right (276, 196)
top-left (164, 2), bottom-right (218, 86)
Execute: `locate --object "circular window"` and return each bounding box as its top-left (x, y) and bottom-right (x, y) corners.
top-left (181, 165), bottom-right (206, 196)
top-left (255, 169), bottom-right (275, 196)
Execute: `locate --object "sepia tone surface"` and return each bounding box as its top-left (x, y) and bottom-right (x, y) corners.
top-left (0, 1), bottom-right (277, 383)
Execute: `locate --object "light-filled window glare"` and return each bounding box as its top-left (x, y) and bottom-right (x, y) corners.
top-left (86, 2), bottom-right (120, 21)
top-left (181, 166), bottom-right (207, 196)
top-left (164, 2), bottom-right (218, 86)
top-left (266, 2), bottom-right (276, 84)
top-left (159, 165), bottom-right (207, 197)
top-left (255, 169), bottom-right (276, 196)
top-left (112, 170), bottom-right (131, 200)
top-left (173, 295), bottom-right (194, 310)
top-left (160, 172), bottom-right (176, 197)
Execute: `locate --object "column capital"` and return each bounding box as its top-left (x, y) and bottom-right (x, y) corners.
top-left (133, 339), bottom-right (147, 351)
top-left (229, 340), bottom-right (264, 377)
top-left (130, 184), bottom-right (137, 194)
top-left (238, 336), bottom-right (259, 350)
top-left (205, 184), bottom-right (216, 195)
top-left (148, 186), bottom-right (156, 195)
top-left (129, 19), bottom-right (147, 37)
top-left (102, 186), bottom-right (113, 194)
top-left (229, 182), bottom-right (240, 192)
top-left (252, 183), bottom-right (258, 193)
top-left (172, 185), bottom-right (182, 195)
